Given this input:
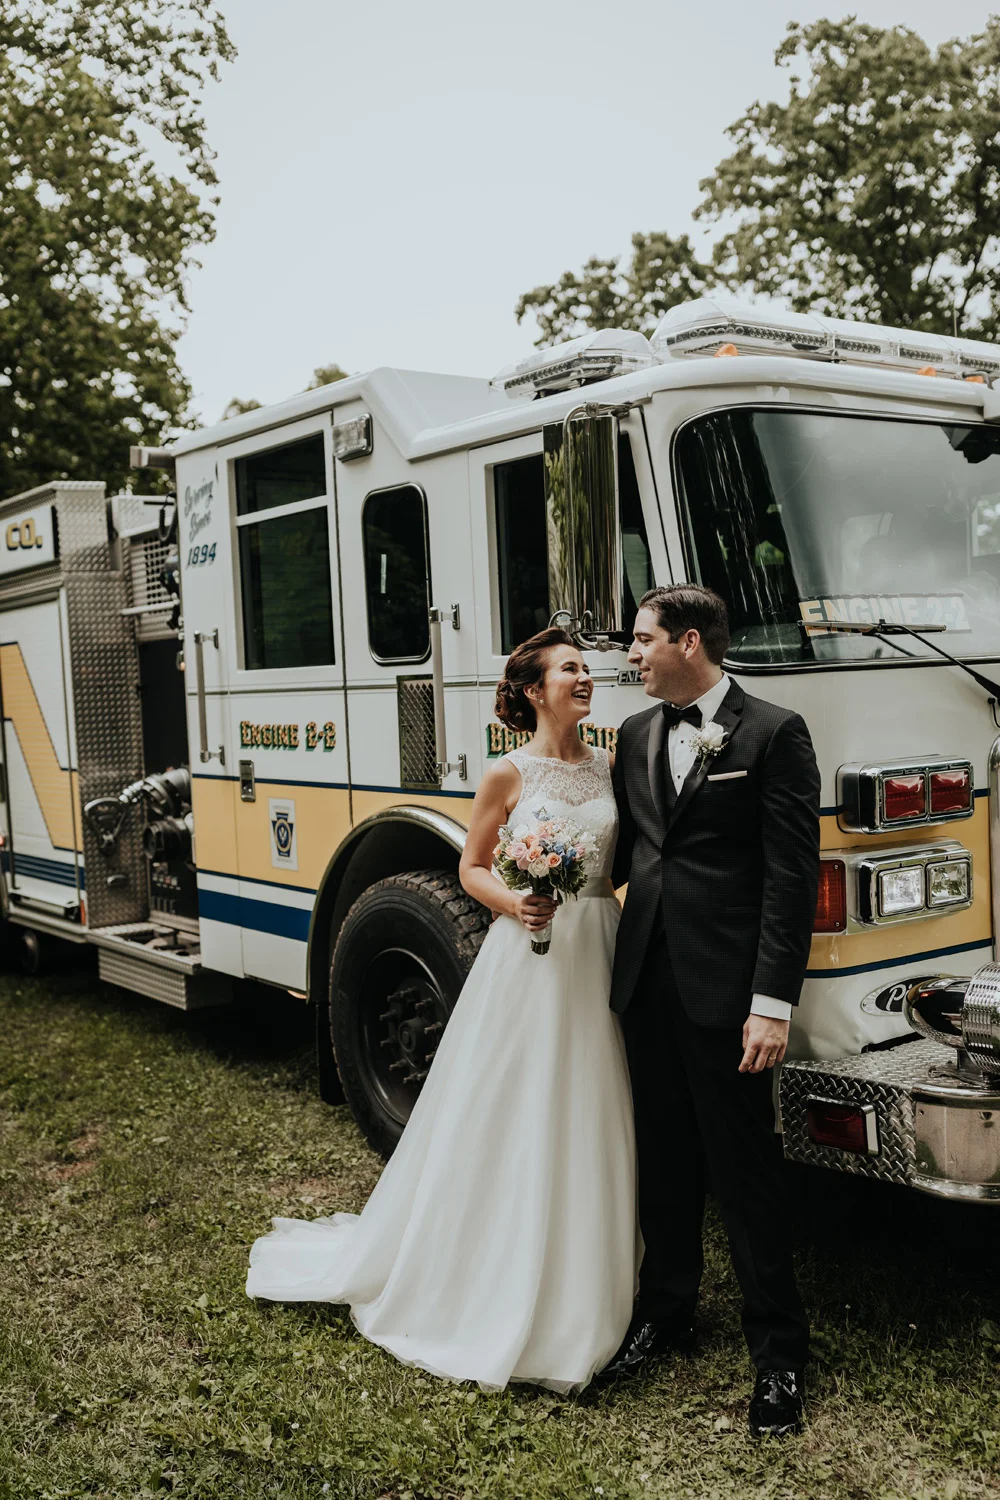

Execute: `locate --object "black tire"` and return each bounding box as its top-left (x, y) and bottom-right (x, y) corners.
top-left (330, 869), bottom-right (491, 1157)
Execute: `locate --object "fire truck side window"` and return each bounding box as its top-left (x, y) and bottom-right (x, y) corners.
top-left (235, 434), bottom-right (326, 514)
top-left (493, 438), bottom-right (653, 655)
top-left (239, 509), bottom-right (336, 670)
top-left (494, 456), bottom-right (549, 653)
top-left (234, 432), bottom-right (336, 670)
top-left (362, 485), bottom-right (431, 662)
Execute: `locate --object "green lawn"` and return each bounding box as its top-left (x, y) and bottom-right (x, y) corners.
top-left (1, 963), bottom-right (999, 1500)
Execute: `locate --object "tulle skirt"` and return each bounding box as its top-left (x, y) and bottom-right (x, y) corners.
top-left (246, 894), bottom-right (640, 1393)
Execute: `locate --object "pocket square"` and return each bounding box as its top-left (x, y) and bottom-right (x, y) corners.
top-left (707, 770), bottom-right (748, 781)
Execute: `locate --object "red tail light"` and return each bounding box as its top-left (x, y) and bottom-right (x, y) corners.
top-left (806, 1099), bottom-right (876, 1155)
top-left (930, 768), bottom-right (972, 815)
top-left (814, 860), bottom-right (847, 933)
top-left (882, 774), bottom-right (925, 822)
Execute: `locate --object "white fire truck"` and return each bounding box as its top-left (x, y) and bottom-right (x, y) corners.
top-left (6, 294), bottom-right (1000, 1194)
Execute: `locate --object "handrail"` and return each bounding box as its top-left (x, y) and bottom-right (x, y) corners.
top-left (193, 628), bottom-right (224, 766)
top-left (428, 604), bottom-right (466, 782)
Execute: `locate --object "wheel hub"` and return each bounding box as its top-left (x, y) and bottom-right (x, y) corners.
top-left (359, 958), bottom-right (448, 1123)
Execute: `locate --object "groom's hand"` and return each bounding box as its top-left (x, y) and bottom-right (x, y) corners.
top-left (739, 1015), bottom-right (789, 1073)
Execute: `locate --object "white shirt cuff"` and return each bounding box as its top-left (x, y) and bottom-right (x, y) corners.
top-left (750, 993), bottom-right (793, 1021)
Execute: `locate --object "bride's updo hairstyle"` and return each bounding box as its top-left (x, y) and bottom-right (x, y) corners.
top-left (495, 627), bottom-right (577, 733)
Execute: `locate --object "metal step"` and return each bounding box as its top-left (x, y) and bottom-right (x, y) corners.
top-left (92, 923), bottom-right (232, 1010)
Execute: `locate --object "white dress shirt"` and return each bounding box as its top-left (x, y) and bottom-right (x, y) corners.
top-left (664, 673), bottom-right (792, 1025)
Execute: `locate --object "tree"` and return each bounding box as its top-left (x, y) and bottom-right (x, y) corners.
top-left (219, 364), bottom-right (349, 422)
top-left (220, 398), bottom-right (263, 421)
top-left (515, 232), bottom-right (714, 347)
top-left (306, 363), bottom-right (349, 389)
top-left (0, 0), bottom-right (234, 498)
top-left (698, 18), bottom-right (1000, 337)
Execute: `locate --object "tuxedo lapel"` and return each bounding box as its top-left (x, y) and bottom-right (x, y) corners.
top-left (645, 707), bottom-right (667, 825)
top-left (664, 680), bottom-right (745, 837)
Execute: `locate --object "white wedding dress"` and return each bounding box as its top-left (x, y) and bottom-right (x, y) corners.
top-left (246, 746), bottom-right (640, 1393)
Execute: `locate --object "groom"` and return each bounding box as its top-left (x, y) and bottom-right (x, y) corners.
top-left (606, 584), bottom-right (820, 1438)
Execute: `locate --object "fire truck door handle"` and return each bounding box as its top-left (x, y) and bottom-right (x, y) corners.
top-left (193, 628), bottom-right (225, 766)
top-left (428, 604), bottom-right (466, 783)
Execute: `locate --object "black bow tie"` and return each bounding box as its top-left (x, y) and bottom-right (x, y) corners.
top-left (661, 701), bottom-right (702, 730)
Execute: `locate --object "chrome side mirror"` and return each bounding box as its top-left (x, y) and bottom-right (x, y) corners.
top-left (543, 406), bottom-right (623, 646)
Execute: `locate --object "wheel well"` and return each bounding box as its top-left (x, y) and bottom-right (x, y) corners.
top-left (307, 813), bottom-right (466, 1007)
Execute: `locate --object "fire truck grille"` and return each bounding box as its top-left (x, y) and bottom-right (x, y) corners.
top-left (397, 677), bottom-right (439, 789)
top-left (129, 536), bottom-right (175, 641)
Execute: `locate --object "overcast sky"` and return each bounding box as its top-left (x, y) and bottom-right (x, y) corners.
top-left (176, 0), bottom-right (1000, 426)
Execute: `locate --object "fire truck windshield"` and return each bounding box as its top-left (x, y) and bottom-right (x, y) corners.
top-left (674, 408), bottom-right (1000, 668)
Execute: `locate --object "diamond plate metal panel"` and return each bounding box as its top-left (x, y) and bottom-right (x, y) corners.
top-left (65, 567), bottom-right (146, 927)
top-left (398, 677), bottom-right (438, 789)
top-left (52, 483), bottom-right (113, 573)
top-left (779, 1040), bottom-right (955, 1186)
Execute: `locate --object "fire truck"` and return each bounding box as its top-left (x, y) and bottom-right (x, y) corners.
top-left (6, 293), bottom-right (1000, 1196)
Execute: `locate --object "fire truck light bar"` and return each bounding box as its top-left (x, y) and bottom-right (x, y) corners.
top-left (491, 330), bottom-right (656, 400)
top-left (650, 296), bottom-right (1000, 383)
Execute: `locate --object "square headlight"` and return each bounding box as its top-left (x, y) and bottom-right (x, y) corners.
top-left (927, 858), bottom-right (971, 907)
top-left (878, 865), bottom-right (925, 917)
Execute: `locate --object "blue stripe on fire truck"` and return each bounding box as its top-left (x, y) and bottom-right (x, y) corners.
top-left (1, 850), bottom-right (82, 888)
top-left (197, 887), bottom-right (310, 943)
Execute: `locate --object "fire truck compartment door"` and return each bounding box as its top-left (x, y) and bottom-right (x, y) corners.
top-left (0, 597), bottom-right (82, 911)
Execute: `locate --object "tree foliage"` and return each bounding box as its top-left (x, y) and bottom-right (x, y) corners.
top-left (220, 363), bottom-right (350, 422)
top-left (306, 363), bottom-right (349, 389)
top-left (517, 19), bottom-right (1000, 346)
top-left (515, 232), bottom-right (713, 346)
top-left (0, 0), bottom-right (234, 497)
top-left (699, 18), bottom-right (1000, 337)
top-left (220, 397), bottom-right (262, 421)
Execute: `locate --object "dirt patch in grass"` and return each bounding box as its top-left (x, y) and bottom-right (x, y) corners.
top-left (0, 971), bottom-right (999, 1500)
top-left (268, 1175), bottom-right (344, 1205)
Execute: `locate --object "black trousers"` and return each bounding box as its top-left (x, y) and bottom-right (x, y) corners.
top-left (622, 924), bottom-right (809, 1371)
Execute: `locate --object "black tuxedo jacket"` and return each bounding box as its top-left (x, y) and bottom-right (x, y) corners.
top-left (609, 680), bottom-right (820, 1026)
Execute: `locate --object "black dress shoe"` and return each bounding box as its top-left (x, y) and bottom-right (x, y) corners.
top-left (748, 1369), bottom-right (805, 1437)
top-left (598, 1316), bottom-right (696, 1380)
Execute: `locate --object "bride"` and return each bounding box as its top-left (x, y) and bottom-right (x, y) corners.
top-left (246, 627), bottom-right (640, 1393)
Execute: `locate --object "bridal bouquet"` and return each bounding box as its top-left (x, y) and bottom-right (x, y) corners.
top-left (493, 808), bottom-right (597, 955)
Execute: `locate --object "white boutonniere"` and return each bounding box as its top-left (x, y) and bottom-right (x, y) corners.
top-left (691, 720), bottom-right (728, 769)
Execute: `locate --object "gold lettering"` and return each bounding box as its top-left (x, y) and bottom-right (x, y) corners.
top-left (278, 725), bottom-right (289, 748)
top-left (305, 721), bottom-right (319, 750)
top-left (250, 724), bottom-right (261, 747)
top-left (240, 721), bottom-right (251, 747)
top-left (488, 723), bottom-right (504, 755)
top-left (289, 724), bottom-right (299, 748)
top-left (19, 518), bottom-right (35, 548)
top-left (5, 523), bottom-right (18, 550)
top-left (262, 726), bottom-right (272, 747)
top-left (323, 721), bottom-right (336, 750)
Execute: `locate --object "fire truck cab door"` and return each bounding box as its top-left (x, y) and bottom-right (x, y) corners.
top-left (0, 596), bottom-right (82, 915)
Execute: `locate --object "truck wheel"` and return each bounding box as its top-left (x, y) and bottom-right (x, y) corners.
top-left (330, 870), bottom-right (491, 1157)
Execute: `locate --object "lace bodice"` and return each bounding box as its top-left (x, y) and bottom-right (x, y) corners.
top-left (504, 747), bottom-right (618, 881)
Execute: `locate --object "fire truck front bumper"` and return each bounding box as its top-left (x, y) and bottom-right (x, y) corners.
top-left (780, 1035), bottom-right (1000, 1204)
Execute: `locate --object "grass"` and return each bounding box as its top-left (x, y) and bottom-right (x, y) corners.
top-left (1, 962), bottom-right (999, 1500)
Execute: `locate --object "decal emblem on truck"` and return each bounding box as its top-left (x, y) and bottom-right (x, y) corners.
top-left (269, 799), bottom-right (298, 871)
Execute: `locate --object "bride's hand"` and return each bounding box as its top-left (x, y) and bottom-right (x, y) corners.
top-left (510, 891), bottom-right (557, 932)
